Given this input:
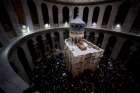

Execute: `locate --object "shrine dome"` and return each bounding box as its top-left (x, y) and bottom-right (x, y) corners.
top-left (70, 17), bottom-right (86, 32)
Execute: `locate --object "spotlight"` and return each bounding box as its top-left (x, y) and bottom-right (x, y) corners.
top-left (92, 22), bottom-right (97, 27)
top-left (64, 22), bottom-right (69, 27)
top-left (45, 23), bottom-right (50, 28)
top-left (114, 24), bottom-right (121, 31)
top-left (21, 25), bottom-right (29, 35)
top-left (116, 24), bottom-right (121, 28)
top-left (22, 25), bottom-right (26, 29)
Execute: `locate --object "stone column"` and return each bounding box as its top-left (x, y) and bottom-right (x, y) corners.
top-left (59, 31), bottom-right (64, 50)
top-left (69, 6), bottom-right (74, 20)
top-left (111, 37), bottom-right (126, 59)
top-left (87, 7), bottom-right (94, 27)
top-left (97, 5), bottom-right (106, 28)
top-left (33, 37), bottom-right (43, 59)
top-left (107, 3), bottom-right (120, 29)
top-left (78, 6), bottom-right (84, 19)
top-left (101, 33), bottom-right (110, 50)
top-left (21, 43), bottom-right (34, 70)
top-left (0, 23), bottom-right (10, 45)
top-left (34, 0), bottom-right (44, 28)
top-left (3, 0), bottom-right (21, 36)
top-left (58, 6), bottom-right (63, 25)
top-left (41, 34), bottom-right (48, 55)
top-left (94, 32), bottom-right (99, 44)
top-left (21, 0), bottom-right (34, 31)
top-left (0, 52), bottom-right (29, 93)
top-left (51, 32), bottom-right (55, 49)
top-left (85, 31), bottom-right (90, 40)
top-left (47, 3), bottom-right (53, 26)
top-left (122, 6), bottom-right (139, 32)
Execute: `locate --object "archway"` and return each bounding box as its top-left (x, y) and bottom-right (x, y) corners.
top-left (52, 5), bottom-right (58, 24)
top-left (87, 31), bottom-right (95, 43)
top-left (63, 7), bottom-right (69, 23)
top-left (118, 40), bottom-right (133, 61)
top-left (96, 33), bottom-right (104, 47)
top-left (27, 0), bottom-right (39, 25)
top-left (102, 5), bottom-right (112, 26)
top-left (17, 47), bottom-right (32, 79)
top-left (41, 3), bottom-right (49, 24)
top-left (74, 7), bottom-right (79, 19)
top-left (114, 1), bottom-right (130, 25)
top-left (83, 7), bottom-right (89, 24)
top-left (92, 7), bottom-right (100, 23)
top-left (104, 36), bottom-right (117, 58)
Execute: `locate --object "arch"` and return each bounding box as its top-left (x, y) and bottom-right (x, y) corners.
top-left (63, 6), bottom-right (69, 23)
top-left (52, 5), bottom-right (58, 24)
top-left (114, 1), bottom-right (130, 25)
top-left (92, 7), bottom-right (100, 23)
top-left (126, 45), bottom-right (140, 82)
top-left (17, 47), bottom-right (32, 79)
top-left (87, 31), bottom-right (95, 43)
top-left (102, 5), bottom-right (112, 26)
top-left (41, 3), bottom-right (49, 24)
top-left (12, 0), bottom-right (26, 25)
top-left (104, 36), bottom-right (117, 58)
top-left (96, 33), bottom-right (104, 47)
top-left (27, 0), bottom-right (39, 25)
top-left (0, 1), bottom-right (15, 35)
top-left (118, 40), bottom-right (133, 61)
top-left (54, 32), bottom-right (60, 42)
top-left (63, 29), bottom-right (69, 39)
top-left (74, 7), bottom-right (79, 19)
top-left (83, 7), bottom-right (89, 24)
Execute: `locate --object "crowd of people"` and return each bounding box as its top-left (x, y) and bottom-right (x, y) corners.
top-left (23, 53), bottom-right (139, 93)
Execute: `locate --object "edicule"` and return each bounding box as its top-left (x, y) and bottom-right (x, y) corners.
top-left (64, 17), bottom-right (104, 77)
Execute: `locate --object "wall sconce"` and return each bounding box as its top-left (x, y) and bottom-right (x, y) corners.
top-left (45, 24), bottom-right (50, 28)
top-left (114, 24), bottom-right (121, 31)
top-left (64, 22), bottom-right (69, 27)
top-left (21, 25), bottom-right (30, 35)
top-left (92, 22), bottom-right (97, 27)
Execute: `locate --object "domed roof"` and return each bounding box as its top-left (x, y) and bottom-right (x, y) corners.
top-left (70, 17), bottom-right (86, 32)
top-left (70, 16), bottom-right (85, 25)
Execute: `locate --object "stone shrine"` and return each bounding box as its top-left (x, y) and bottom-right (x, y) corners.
top-left (64, 17), bottom-right (104, 77)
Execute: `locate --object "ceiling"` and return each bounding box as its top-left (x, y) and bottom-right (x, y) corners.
top-left (45, 0), bottom-right (121, 4)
